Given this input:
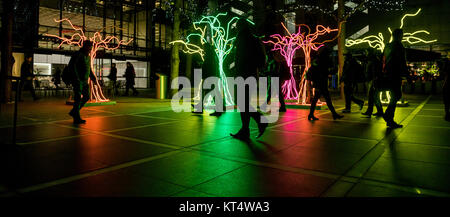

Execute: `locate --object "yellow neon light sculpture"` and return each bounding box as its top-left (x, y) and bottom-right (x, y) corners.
top-left (346, 8), bottom-right (437, 52)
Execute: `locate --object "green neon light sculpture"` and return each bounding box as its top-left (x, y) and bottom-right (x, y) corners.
top-left (170, 13), bottom-right (241, 106)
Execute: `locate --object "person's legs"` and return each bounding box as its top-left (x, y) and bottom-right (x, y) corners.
top-left (131, 84), bottom-right (138, 95)
top-left (27, 81), bottom-right (37, 100)
top-left (232, 85), bottom-right (251, 138)
top-left (344, 84), bottom-right (352, 111)
top-left (79, 83), bottom-right (90, 110)
top-left (351, 95), bottom-right (364, 109)
top-left (373, 88), bottom-right (384, 115)
top-left (70, 82), bottom-right (83, 123)
top-left (247, 84), bottom-right (267, 138)
top-left (323, 88), bottom-right (344, 120)
top-left (364, 81), bottom-right (375, 115)
top-left (383, 87), bottom-right (402, 127)
top-left (309, 88), bottom-right (320, 120)
top-left (444, 85), bottom-right (449, 121)
top-left (124, 83), bottom-right (130, 95)
top-left (18, 80), bottom-right (25, 101)
top-left (279, 78), bottom-right (286, 111)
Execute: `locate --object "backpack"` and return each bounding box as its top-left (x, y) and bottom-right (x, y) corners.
top-left (62, 53), bottom-right (78, 85)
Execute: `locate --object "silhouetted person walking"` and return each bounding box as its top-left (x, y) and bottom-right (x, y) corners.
top-left (382, 29), bottom-right (407, 128)
top-left (52, 67), bottom-right (62, 89)
top-left (231, 19), bottom-right (268, 140)
top-left (123, 62), bottom-right (138, 96)
top-left (342, 53), bottom-right (364, 113)
top-left (19, 55), bottom-right (39, 101)
top-left (362, 49), bottom-right (384, 117)
top-left (68, 41), bottom-right (97, 124)
top-left (108, 63), bottom-right (119, 95)
top-left (438, 59), bottom-right (449, 121)
top-left (307, 48), bottom-right (343, 121)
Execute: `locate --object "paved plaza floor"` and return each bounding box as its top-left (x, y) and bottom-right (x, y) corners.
top-left (0, 94), bottom-right (449, 197)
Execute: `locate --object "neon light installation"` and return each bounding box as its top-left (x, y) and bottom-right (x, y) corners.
top-left (346, 8), bottom-right (437, 52)
top-left (263, 23), bottom-right (338, 103)
top-left (45, 18), bottom-right (133, 102)
top-left (170, 13), bottom-right (240, 106)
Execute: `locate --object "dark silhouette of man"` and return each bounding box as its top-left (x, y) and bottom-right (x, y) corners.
top-left (382, 28), bottom-right (407, 128)
top-left (362, 49), bottom-right (384, 117)
top-left (19, 55), bottom-right (39, 101)
top-left (108, 63), bottom-right (119, 95)
top-left (52, 67), bottom-right (62, 89)
top-left (231, 19), bottom-right (268, 140)
top-left (341, 53), bottom-right (364, 113)
top-left (308, 48), bottom-right (344, 121)
top-left (123, 62), bottom-right (138, 96)
top-left (438, 59), bottom-right (449, 121)
top-left (69, 40), bottom-right (97, 124)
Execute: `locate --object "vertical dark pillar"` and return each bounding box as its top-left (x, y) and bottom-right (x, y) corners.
top-left (113, 1), bottom-right (117, 54)
top-left (146, 0), bottom-right (155, 88)
top-left (103, 0), bottom-right (107, 37)
top-left (134, 0), bottom-right (137, 56)
top-left (0, 0), bottom-right (14, 103)
top-left (59, 0), bottom-right (63, 37)
top-left (120, 0), bottom-right (123, 54)
top-left (83, 0), bottom-right (86, 30)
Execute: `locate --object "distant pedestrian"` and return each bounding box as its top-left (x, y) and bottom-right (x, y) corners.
top-left (438, 59), bottom-right (450, 121)
top-left (19, 55), bottom-right (39, 101)
top-left (362, 49), bottom-right (384, 117)
top-left (307, 48), bottom-right (343, 121)
top-left (123, 62), bottom-right (138, 96)
top-left (382, 28), bottom-right (408, 128)
top-left (108, 63), bottom-right (119, 95)
top-left (231, 19), bottom-right (268, 140)
top-left (341, 53), bottom-right (364, 113)
top-left (52, 67), bottom-right (62, 89)
top-left (68, 40), bottom-right (97, 124)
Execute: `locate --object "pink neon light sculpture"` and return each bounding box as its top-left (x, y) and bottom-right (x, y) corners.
top-left (45, 18), bottom-right (133, 102)
top-left (264, 23), bottom-right (339, 103)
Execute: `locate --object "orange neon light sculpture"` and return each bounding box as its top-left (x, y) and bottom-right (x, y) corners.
top-left (45, 18), bottom-right (133, 102)
top-left (264, 23), bottom-right (339, 103)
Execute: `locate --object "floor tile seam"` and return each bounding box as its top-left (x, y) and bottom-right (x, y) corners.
top-left (375, 154), bottom-right (450, 167)
top-left (357, 177), bottom-right (450, 197)
top-left (16, 134), bottom-right (93, 146)
top-left (388, 141), bottom-right (450, 150)
top-left (405, 124), bottom-right (450, 129)
top-left (268, 128), bottom-right (379, 143)
top-left (51, 122), bottom-right (183, 150)
top-left (104, 120), bottom-right (182, 133)
top-left (15, 150), bottom-right (184, 194)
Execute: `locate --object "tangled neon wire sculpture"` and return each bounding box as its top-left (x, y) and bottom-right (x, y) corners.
top-left (170, 13), bottom-right (240, 106)
top-left (346, 8), bottom-right (437, 52)
top-left (263, 23), bottom-right (339, 103)
top-left (45, 18), bottom-right (133, 102)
